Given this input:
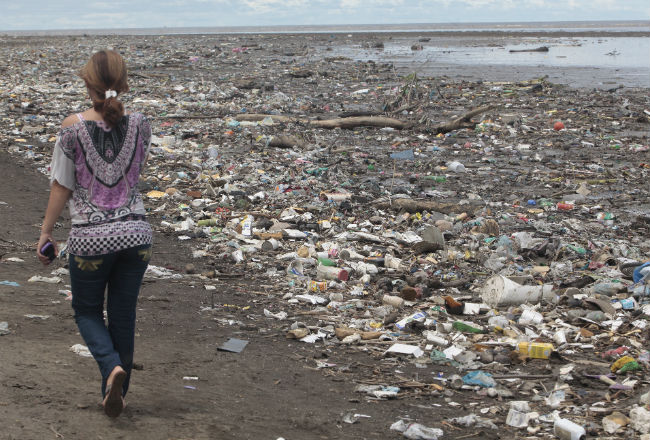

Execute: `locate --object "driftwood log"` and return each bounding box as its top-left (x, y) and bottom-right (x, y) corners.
top-left (158, 105), bottom-right (497, 133)
top-left (266, 135), bottom-right (305, 148)
top-left (377, 199), bottom-right (484, 214)
top-left (428, 104), bottom-right (498, 134)
top-left (236, 114), bottom-right (409, 130)
top-left (509, 46), bottom-right (549, 53)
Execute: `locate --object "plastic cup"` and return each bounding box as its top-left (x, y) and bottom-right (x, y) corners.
top-left (261, 238), bottom-right (279, 251)
top-left (482, 275), bottom-right (556, 308)
top-left (287, 260), bottom-right (304, 277)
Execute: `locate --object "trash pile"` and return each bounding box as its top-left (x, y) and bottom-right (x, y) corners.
top-left (2, 33), bottom-right (650, 438)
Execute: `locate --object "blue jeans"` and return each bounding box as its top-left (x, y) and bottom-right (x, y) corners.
top-left (69, 245), bottom-right (151, 398)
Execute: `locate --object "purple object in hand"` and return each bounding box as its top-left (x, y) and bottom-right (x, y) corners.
top-left (40, 241), bottom-right (55, 261)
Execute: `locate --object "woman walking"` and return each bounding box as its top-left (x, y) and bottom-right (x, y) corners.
top-left (37, 50), bottom-right (152, 418)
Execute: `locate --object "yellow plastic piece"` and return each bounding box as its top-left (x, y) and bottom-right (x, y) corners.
top-left (518, 342), bottom-right (554, 359)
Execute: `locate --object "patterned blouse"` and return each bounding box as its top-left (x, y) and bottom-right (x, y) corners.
top-left (49, 112), bottom-right (153, 256)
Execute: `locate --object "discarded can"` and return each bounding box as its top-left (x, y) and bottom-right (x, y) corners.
top-left (308, 280), bottom-right (327, 292)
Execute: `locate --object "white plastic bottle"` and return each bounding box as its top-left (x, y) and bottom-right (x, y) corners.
top-left (553, 418), bottom-right (586, 440)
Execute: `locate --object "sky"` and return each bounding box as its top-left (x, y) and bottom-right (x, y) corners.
top-left (0, 0), bottom-right (649, 31)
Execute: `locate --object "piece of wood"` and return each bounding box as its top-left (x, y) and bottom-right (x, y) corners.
top-left (335, 327), bottom-right (383, 340)
top-left (237, 114), bottom-right (297, 123)
top-left (154, 114), bottom-right (226, 120)
top-left (428, 105), bottom-right (497, 134)
top-left (377, 198), bottom-right (484, 214)
top-left (492, 374), bottom-right (554, 379)
top-left (267, 135), bottom-right (305, 148)
top-left (311, 116), bottom-right (409, 130)
top-left (235, 114), bottom-right (409, 130)
top-left (510, 46), bottom-right (549, 53)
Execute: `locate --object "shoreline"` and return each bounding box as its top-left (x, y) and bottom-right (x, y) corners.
top-left (0, 31), bottom-right (648, 90)
top-left (2, 30), bottom-right (649, 38)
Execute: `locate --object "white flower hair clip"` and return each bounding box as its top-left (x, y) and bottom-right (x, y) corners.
top-left (105, 90), bottom-right (117, 99)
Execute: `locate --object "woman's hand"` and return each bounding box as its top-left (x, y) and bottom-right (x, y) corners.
top-left (38, 180), bottom-right (71, 266)
top-left (36, 233), bottom-right (58, 266)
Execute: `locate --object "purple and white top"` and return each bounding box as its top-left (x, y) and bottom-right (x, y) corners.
top-left (50, 112), bottom-right (153, 256)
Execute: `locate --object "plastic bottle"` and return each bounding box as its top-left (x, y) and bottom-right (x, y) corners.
top-left (317, 257), bottom-right (336, 267)
top-left (316, 265), bottom-right (349, 281)
top-left (197, 218), bottom-right (218, 227)
top-left (488, 315), bottom-right (510, 329)
top-left (592, 282), bottom-right (626, 296)
top-left (557, 203), bottom-right (574, 211)
top-left (553, 418), bottom-right (586, 440)
top-left (452, 321), bottom-right (485, 334)
top-left (363, 256), bottom-right (385, 267)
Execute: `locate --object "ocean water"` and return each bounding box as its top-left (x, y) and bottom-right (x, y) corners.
top-left (3, 20), bottom-right (649, 36)
top-left (334, 36), bottom-right (650, 70)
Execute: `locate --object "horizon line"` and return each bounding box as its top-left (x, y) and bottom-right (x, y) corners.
top-left (1, 19), bottom-right (649, 34)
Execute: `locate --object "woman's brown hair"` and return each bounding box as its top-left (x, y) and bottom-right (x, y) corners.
top-left (79, 50), bottom-right (129, 128)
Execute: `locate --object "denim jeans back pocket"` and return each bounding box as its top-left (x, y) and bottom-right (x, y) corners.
top-left (137, 247), bottom-right (152, 262)
top-left (74, 256), bottom-right (104, 272)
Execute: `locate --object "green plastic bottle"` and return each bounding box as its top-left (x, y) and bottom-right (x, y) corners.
top-left (452, 321), bottom-right (485, 334)
top-left (318, 257), bottom-right (336, 267)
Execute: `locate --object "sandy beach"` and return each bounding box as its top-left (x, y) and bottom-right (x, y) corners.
top-left (1, 30), bottom-right (650, 439)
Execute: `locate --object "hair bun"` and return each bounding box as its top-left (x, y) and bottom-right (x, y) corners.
top-left (103, 98), bottom-right (125, 128)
